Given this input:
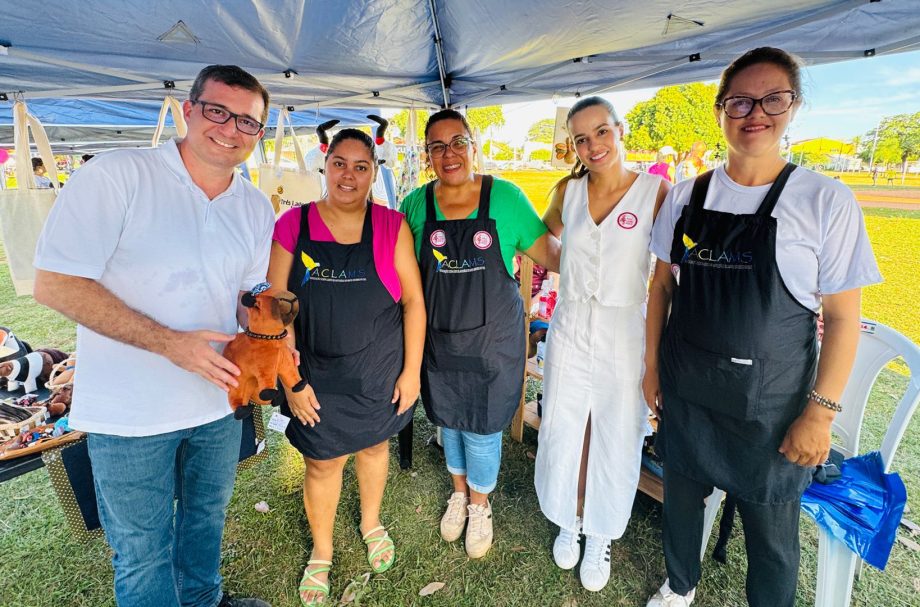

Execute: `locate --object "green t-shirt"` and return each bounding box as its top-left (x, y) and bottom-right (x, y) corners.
top-left (400, 176), bottom-right (547, 277)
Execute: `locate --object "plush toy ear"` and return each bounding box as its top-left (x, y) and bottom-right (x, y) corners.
top-left (274, 292), bottom-right (300, 326)
top-left (241, 292), bottom-right (256, 308)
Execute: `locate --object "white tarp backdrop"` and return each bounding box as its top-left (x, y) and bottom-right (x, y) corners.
top-left (0, 1), bottom-right (918, 110)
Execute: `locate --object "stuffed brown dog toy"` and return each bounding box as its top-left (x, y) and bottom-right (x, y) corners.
top-left (224, 284), bottom-right (302, 419)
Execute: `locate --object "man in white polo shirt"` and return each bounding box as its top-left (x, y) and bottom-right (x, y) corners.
top-left (34, 65), bottom-right (274, 607)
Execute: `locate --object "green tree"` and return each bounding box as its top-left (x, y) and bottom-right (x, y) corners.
top-left (466, 105), bottom-right (505, 135)
top-left (861, 112), bottom-right (920, 171)
top-left (526, 118), bottom-right (555, 144)
top-left (482, 139), bottom-right (516, 161)
top-left (623, 83), bottom-right (722, 161)
top-left (389, 109), bottom-right (429, 142)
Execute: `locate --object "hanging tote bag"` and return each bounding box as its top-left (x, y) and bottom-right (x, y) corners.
top-left (258, 108), bottom-right (322, 216)
top-left (0, 101), bottom-right (59, 296)
top-left (151, 95), bottom-right (187, 147)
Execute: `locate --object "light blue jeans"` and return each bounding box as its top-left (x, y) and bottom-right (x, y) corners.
top-left (87, 414), bottom-right (241, 607)
top-left (441, 428), bottom-right (503, 494)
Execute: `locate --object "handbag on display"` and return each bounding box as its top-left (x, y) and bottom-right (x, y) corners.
top-left (0, 101), bottom-right (59, 296)
top-left (259, 108), bottom-right (322, 216)
top-left (150, 95), bottom-right (187, 147)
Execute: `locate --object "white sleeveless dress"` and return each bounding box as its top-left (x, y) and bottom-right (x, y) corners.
top-left (534, 172), bottom-right (661, 539)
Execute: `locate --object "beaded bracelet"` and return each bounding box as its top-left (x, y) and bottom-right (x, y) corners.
top-left (808, 389), bottom-right (842, 413)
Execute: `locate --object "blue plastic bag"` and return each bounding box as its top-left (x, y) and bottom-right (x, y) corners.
top-left (801, 451), bottom-right (907, 570)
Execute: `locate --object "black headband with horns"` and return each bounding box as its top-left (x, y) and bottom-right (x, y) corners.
top-left (367, 114), bottom-right (388, 145)
top-left (315, 119), bottom-right (340, 153)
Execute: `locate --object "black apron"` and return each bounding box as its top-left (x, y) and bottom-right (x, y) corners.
top-left (418, 176), bottom-right (526, 434)
top-left (283, 203), bottom-right (410, 460)
top-left (657, 164), bottom-right (818, 504)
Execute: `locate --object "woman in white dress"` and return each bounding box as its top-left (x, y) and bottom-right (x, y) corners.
top-left (535, 96), bottom-right (669, 591)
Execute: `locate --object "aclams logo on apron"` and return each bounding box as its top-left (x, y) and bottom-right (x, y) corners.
top-left (300, 251), bottom-right (367, 284)
top-left (431, 248), bottom-right (486, 274)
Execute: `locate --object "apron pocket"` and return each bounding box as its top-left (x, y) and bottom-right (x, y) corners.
top-left (426, 322), bottom-right (496, 373)
top-left (306, 347), bottom-right (369, 396)
top-left (664, 335), bottom-right (764, 421)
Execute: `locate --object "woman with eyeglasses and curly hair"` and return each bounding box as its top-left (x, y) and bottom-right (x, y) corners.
top-left (400, 109), bottom-right (560, 559)
top-left (642, 47), bottom-right (881, 607)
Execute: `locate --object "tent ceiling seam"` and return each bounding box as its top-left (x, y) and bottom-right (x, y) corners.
top-left (427, 0), bottom-right (451, 107)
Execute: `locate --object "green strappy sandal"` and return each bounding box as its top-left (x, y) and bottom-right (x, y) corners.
top-left (362, 526), bottom-right (396, 573)
top-left (298, 559), bottom-right (332, 606)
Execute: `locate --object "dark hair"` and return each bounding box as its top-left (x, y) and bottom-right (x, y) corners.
top-left (550, 96), bottom-right (622, 194)
top-left (424, 108), bottom-right (472, 142)
top-left (715, 47), bottom-right (803, 105)
top-left (31, 157), bottom-right (44, 170)
top-left (81, 154), bottom-right (94, 163)
top-left (326, 128), bottom-right (377, 164)
top-left (189, 65), bottom-right (270, 123)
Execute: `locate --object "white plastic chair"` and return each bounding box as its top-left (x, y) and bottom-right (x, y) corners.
top-left (814, 320), bottom-right (920, 607)
top-left (697, 319), bottom-right (920, 600)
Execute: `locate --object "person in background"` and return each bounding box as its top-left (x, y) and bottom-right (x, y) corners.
top-left (33, 65), bottom-right (275, 607)
top-left (31, 157), bottom-right (53, 188)
top-left (535, 96), bottom-right (669, 592)
top-left (401, 108), bottom-right (560, 559)
top-left (268, 128), bottom-right (425, 606)
top-left (642, 47), bottom-right (881, 607)
top-left (648, 146), bottom-right (676, 183)
top-left (675, 141), bottom-right (707, 182)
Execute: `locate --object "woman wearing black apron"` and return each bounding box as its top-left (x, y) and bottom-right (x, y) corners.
top-left (267, 129), bottom-right (425, 606)
top-left (642, 48), bottom-right (881, 607)
top-left (401, 109), bottom-right (559, 558)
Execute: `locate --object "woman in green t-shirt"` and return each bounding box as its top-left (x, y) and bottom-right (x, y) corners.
top-left (401, 108), bottom-right (559, 559)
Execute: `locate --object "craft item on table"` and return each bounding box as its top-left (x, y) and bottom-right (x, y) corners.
top-left (52, 416), bottom-right (71, 436)
top-left (0, 326), bottom-right (29, 363)
top-left (0, 351), bottom-right (49, 393)
top-left (46, 353), bottom-right (76, 390)
top-left (44, 384), bottom-right (73, 416)
top-left (0, 419), bottom-right (83, 460)
top-left (0, 400), bottom-right (48, 442)
top-left (223, 283), bottom-right (303, 419)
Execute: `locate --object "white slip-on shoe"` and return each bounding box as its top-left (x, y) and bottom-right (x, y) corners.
top-left (646, 578), bottom-right (696, 606)
top-left (465, 501), bottom-right (494, 559)
top-left (440, 492), bottom-right (469, 542)
top-left (552, 517), bottom-right (582, 570)
top-left (579, 535), bottom-right (611, 592)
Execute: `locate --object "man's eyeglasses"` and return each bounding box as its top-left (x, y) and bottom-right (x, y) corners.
top-left (191, 99), bottom-right (264, 135)
top-left (426, 137), bottom-right (471, 158)
top-left (716, 90), bottom-right (797, 119)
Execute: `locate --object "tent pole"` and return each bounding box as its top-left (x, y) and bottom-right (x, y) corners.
top-left (427, 0), bottom-right (451, 108)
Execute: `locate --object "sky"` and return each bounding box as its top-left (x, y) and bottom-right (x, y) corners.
top-left (491, 49), bottom-right (920, 146)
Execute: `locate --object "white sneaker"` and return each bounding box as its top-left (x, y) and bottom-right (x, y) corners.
top-left (440, 492), bottom-right (468, 542)
top-left (552, 517), bottom-right (582, 570)
top-left (579, 535), bottom-right (611, 592)
top-left (646, 579), bottom-right (696, 606)
top-left (465, 501), bottom-right (493, 559)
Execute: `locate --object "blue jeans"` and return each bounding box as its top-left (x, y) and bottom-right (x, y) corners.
top-left (441, 428), bottom-right (502, 494)
top-left (88, 414), bottom-right (241, 607)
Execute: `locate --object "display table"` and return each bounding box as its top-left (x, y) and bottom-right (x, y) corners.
top-left (1, 394), bottom-right (268, 540)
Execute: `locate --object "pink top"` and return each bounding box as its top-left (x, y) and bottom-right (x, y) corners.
top-left (273, 203), bottom-right (404, 302)
top-left (648, 162), bottom-right (673, 183)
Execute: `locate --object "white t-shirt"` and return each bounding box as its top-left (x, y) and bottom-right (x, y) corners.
top-left (34, 139), bottom-right (274, 436)
top-left (650, 165), bottom-right (882, 312)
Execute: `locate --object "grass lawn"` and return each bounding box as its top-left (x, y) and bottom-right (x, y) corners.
top-left (0, 195), bottom-right (918, 605)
